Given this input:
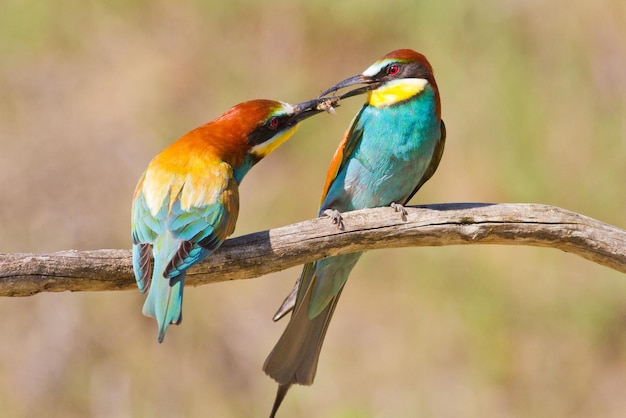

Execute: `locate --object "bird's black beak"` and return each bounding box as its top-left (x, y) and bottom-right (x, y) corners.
top-left (318, 74), bottom-right (382, 100)
top-left (290, 97), bottom-right (340, 124)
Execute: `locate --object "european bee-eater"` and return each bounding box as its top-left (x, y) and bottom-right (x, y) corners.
top-left (131, 98), bottom-right (331, 343)
top-left (263, 49), bottom-right (446, 416)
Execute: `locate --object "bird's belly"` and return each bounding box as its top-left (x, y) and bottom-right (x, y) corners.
top-left (323, 141), bottom-right (434, 212)
top-left (348, 156), bottom-right (427, 207)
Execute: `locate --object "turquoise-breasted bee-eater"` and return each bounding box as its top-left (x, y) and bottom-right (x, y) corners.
top-left (131, 98), bottom-right (332, 343)
top-left (263, 49), bottom-right (446, 416)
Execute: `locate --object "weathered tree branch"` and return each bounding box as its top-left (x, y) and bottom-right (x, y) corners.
top-left (0, 203), bottom-right (624, 297)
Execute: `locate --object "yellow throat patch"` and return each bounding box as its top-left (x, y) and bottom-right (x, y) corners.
top-left (367, 78), bottom-right (428, 108)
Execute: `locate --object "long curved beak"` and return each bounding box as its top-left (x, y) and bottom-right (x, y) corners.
top-left (290, 97), bottom-right (340, 124)
top-left (318, 74), bottom-right (382, 99)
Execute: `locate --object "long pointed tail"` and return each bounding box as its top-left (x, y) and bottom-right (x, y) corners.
top-left (264, 284), bottom-right (343, 387)
top-left (143, 272), bottom-right (184, 343)
top-left (142, 238), bottom-right (185, 343)
top-left (264, 254), bottom-right (361, 416)
top-left (269, 384), bottom-right (291, 418)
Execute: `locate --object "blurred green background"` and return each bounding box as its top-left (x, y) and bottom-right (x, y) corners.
top-left (1, 0), bottom-right (625, 417)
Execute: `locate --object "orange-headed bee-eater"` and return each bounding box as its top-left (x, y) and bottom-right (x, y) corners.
top-left (131, 98), bottom-right (332, 343)
top-left (263, 49), bottom-right (446, 416)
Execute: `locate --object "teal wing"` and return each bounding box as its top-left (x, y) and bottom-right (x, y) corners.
top-left (318, 106), bottom-right (366, 210)
top-left (164, 197), bottom-right (235, 279)
top-left (404, 119), bottom-right (446, 204)
top-left (131, 165), bottom-right (238, 342)
top-left (131, 172), bottom-right (164, 293)
top-left (131, 174), bottom-right (231, 291)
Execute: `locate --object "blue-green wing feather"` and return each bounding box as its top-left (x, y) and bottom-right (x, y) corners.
top-left (131, 179), bottom-right (235, 343)
top-left (131, 184), bottom-right (164, 293)
top-left (163, 199), bottom-right (227, 278)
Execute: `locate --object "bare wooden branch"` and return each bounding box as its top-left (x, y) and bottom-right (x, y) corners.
top-left (0, 203), bottom-right (624, 297)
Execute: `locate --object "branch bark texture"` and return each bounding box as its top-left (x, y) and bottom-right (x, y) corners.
top-left (1, 203), bottom-right (624, 297)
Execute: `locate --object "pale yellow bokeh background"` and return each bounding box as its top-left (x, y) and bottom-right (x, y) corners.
top-left (1, 1), bottom-right (625, 417)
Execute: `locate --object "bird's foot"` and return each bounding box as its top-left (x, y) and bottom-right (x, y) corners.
top-left (390, 202), bottom-right (408, 221)
top-left (323, 209), bottom-right (345, 230)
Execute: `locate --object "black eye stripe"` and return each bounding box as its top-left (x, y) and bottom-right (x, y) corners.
top-left (248, 125), bottom-right (274, 146)
top-left (248, 115), bottom-right (288, 146)
top-left (378, 61), bottom-right (430, 80)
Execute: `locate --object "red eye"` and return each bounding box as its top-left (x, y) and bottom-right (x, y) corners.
top-left (268, 117), bottom-right (280, 129)
top-left (388, 64), bottom-right (400, 75)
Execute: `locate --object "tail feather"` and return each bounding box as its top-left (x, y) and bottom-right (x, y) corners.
top-left (272, 278), bottom-right (300, 321)
top-left (142, 233), bottom-right (186, 343)
top-left (264, 255), bottom-right (360, 417)
top-left (263, 281), bottom-right (343, 386)
top-left (142, 271), bottom-right (185, 343)
top-left (269, 384), bottom-right (291, 418)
